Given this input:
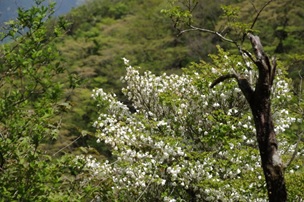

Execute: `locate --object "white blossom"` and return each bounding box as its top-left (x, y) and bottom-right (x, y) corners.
top-left (85, 61), bottom-right (301, 201)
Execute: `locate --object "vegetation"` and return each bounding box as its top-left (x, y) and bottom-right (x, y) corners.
top-left (0, 1), bottom-right (94, 200)
top-left (90, 46), bottom-right (303, 201)
top-left (0, 0), bottom-right (303, 201)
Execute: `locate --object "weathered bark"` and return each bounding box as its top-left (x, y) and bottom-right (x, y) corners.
top-left (246, 33), bottom-right (286, 202)
top-left (211, 33), bottom-right (287, 201)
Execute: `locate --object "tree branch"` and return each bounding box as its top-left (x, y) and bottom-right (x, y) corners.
top-left (135, 171), bottom-right (156, 202)
top-left (179, 25), bottom-right (236, 44)
top-left (210, 74), bottom-right (237, 88)
top-left (284, 132), bottom-right (303, 168)
top-left (247, 33), bottom-right (276, 90)
top-left (210, 73), bottom-right (254, 103)
top-left (250, 0), bottom-right (273, 31)
top-left (247, 33), bottom-right (265, 61)
top-left (53, 135), bottom-right (82, 156)
top-left (241, 0), bottom-right (273, 44)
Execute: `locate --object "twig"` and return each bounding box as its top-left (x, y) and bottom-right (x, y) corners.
top-left (210, 74), bottom-right (237, 88)
top-left (189, 1), bottom-right (198, 13)
top-left (284, 71), bottom-right (304, 168)
top-left (135, 171), bottom-right (156, 202)
top-left (250, 0), bottom-right (273, 31)
top-left (211, 72), bottom-right (254, 103)
top-left (284, 132), bottom-right (303, 168)
top-left (53, 135), bottom-right (82, 156)
top-left (249, 1), bottom-right (258, 12)
top-left (179, 25), bottom-right (235, 44)
top-left (298, 70), bottom-right (303, 103)
top-left (241, 0), bottom-right (273, 44)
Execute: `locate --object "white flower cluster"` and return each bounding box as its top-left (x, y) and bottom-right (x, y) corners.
top-left (270, 75), bottom-right (298, 134)
top-left (273, 109), bottom-right (296, 133)
top-left (87, 60), bottom-right (301, 201)
top-left (121, 66), bottom-right (202, 120)
top-left (92, 88), bottom-right (130, 120)
top-left (273, 79), bottom-right (291, 100)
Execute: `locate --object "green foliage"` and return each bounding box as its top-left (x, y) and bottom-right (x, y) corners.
top-left (0, 1), bottom-right (93, 200)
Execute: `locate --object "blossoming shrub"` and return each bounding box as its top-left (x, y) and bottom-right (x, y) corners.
top-left (88, 49), bottom-right (303, 201)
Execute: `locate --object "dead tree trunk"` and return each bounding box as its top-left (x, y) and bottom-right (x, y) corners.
top-left (211, 33), bottom-right (287, 201)
top-left (247, 33), bottom-right (287, 202)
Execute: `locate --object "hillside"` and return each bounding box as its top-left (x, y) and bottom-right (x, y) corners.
top-left (58, 0), bottom-right (304, 88)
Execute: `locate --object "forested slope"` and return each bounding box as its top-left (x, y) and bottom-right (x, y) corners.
top-left (57, 0), bottom-right (304, 90)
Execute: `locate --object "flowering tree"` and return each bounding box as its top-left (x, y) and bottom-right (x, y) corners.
top-left (87, 48), bottom-right (303, 201)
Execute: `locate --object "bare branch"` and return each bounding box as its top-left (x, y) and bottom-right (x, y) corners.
top-left (270, 56), bottom-right (276, 86)
top-left (284, 132), bottom-right (303, 168)
top-left (179, 25), bottom-right (235, 44)
top-left (238, 49), bottom-right (255, 71)
top-left (211, 73), bottom-right (254, 103)
top-left (285, 72), bottom-right (304, 168)
top-left (241, 0), bottom-right (273, 44)
top-left (242, 49), bottom-right (255, 63)
top-left (53, 135), bottom-right (82, 156)
top-left (136, 171), bottom-right (156, 202)
top-left (190, 1), bottom-right (198, 13)
top-left (210, 74), bottom-right (237, 88)
top-left (250, 0), bottom-right (273, 31)
top-left (249, 1), bottom-right (258, 13)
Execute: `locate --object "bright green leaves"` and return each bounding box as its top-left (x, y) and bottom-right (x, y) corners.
top-left (221, 5), bottom-right (239, 19)
top-left (219, 5), bottom-right (254, 39)
top-left (161, 5), bottom-right (192, 21)
top-left (0, 0), bottom-right (85, 201)
top-left (161, 0), bottom-right (198, 30)
top-left (17, 1), bottom-right (55, 29)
